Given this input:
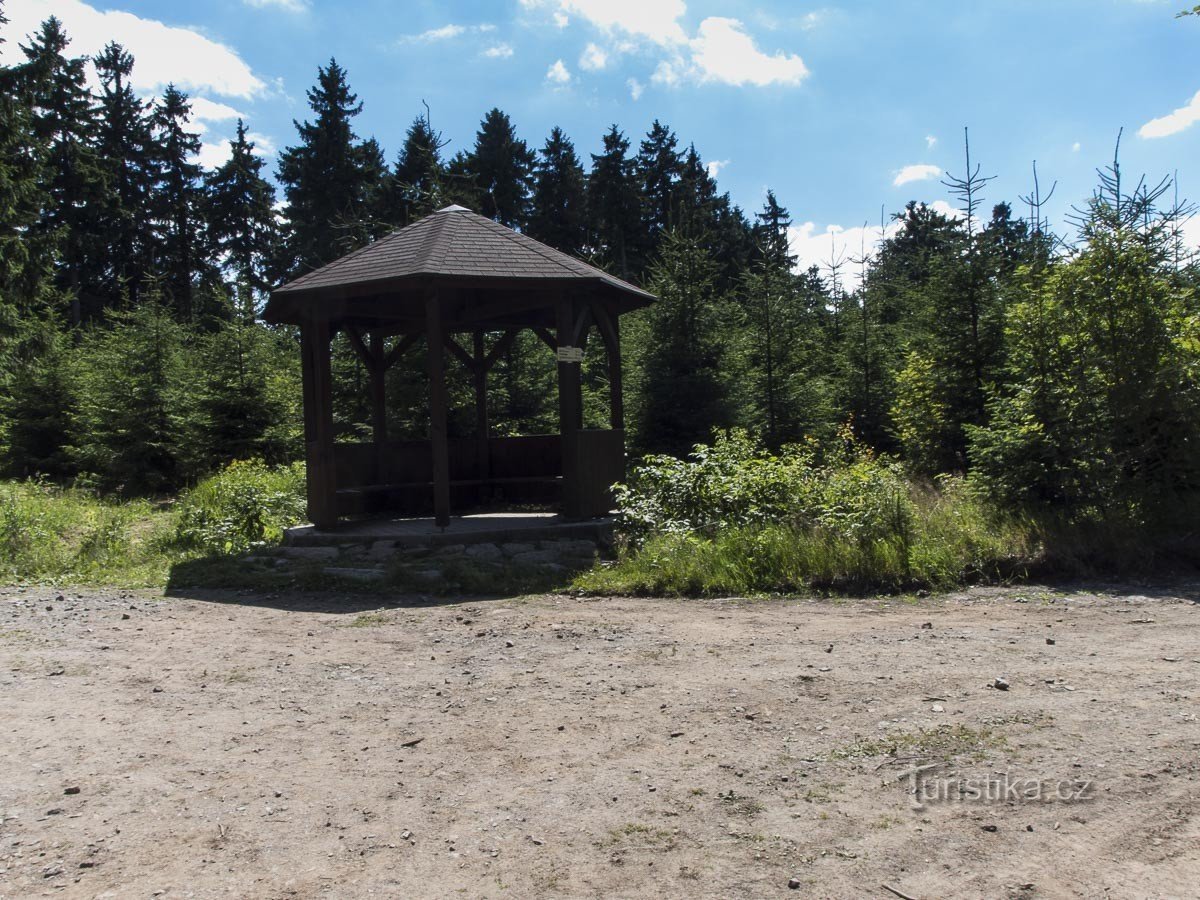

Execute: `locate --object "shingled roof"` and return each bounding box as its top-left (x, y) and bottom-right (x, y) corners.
top-left (263, 205), bottom-right (653, 325)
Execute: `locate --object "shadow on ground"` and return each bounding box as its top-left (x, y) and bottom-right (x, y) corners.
top-left (164, 551), bottom-right (592, 613)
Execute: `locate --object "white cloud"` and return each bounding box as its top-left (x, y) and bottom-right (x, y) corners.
top-left (189, 97), bottom-right (244, 133)
top-left (706, 159), bottom-right (729, 178)
top-left (0, 0), bottom-right (267, 98)
top-left (243, 0), bottom-right (308, 12)
top-left (196, 141), bottom-right (235, 170)
top-left (627, 77), bottom-right (644, 100)
top-left (789, 203), bottom-right (969, 290)
top-left (579, 42), bottom-right (608, 71)
top-left (1138, 88), bottom-right (1200, 139)
top-left (247, 131), bottom-right (275, 154)
top-left (788, 220), bottom-right (899, 291)
top-left (925, 134), bottom-right (937, 150)
top-left (483, 43), bottom-right (514, 58)
top-left (546, 59), bottom-right (572, 84)
top-left (401, 23), bottom-right (496, 43)
top-left (651, 58), bottom-right (682, 86)
top-left (521, 3), bottom-right (808, 90)
top-left (689, 17), bottom-right (808, 87)
top-left (893, 164), bottom-right (942, 187)
top-left (1072, 141), bottom-right (1082, 152)
top-left (521, 0), bottom-right (687, 45)
top-left (195, 130), bottom-right (274, 170)
top-left (929, 199), bottom-right (964, 221)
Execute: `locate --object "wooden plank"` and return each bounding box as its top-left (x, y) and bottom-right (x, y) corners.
top-left (425, 292), bottom-right (452, 527)
top-left (300, 317), bottom-right (337, 529)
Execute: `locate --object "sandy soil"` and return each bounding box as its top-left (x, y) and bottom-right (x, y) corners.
top-left (1, 581), bottom-right (1198, 899)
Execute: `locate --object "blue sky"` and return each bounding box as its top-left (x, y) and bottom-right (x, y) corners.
top-left (3, 0), bottom-right (1198, 272)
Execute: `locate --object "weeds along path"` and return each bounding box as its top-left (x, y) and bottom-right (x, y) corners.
top-left (1, 583), bottom-right (1197, 898)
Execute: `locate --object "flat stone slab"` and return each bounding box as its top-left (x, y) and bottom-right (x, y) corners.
top-left (285, 512), bottom-right (614, 550)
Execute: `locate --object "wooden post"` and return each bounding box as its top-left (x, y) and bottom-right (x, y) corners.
top-left (608, 316), bottom-right (623, 431)
top-left (425, 293), bottom-right (451, 528)
top-left (300, 317), bottom-right (337, 530)
top-left (369, 331), bottom-right (387, 483)
top-left (472, 329), bottom-right (489, 481)
top-left (556, 296), bottom-right (582, 519)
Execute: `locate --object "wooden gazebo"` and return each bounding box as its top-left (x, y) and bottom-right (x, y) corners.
top-left (263, 205), bottom-right (655, 531)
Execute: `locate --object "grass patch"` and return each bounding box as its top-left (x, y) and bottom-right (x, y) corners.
top-left (598, 823), bottom-right (677, 850)
top-left (831, 724), bottom-right (1007, 762)
top-left (0, 480), bottom-right (183, 586)
top-left (574, 510), bottom-right (1035, 597)
top-left (1, 461), bottom-right (308, 589)
top-left (343, 611), bottom-right (390, 628)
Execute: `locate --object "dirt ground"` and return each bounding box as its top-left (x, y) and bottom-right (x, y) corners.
top-left (1, 581), bottom-right (1198, 899)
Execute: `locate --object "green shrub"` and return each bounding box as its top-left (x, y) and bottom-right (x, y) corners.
top-left (174, 460), bottom-right (306, 555)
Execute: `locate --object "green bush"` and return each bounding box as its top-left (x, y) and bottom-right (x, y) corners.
top-left (579, 431), bottom-right (1036, 595)
top-left (174, 460), bottom-right (306, 555)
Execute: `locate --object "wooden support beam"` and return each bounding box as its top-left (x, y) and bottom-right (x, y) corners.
top-left (300, 317), bottom-right (337, 530)
top-left (608, 316), bottom-right (623, 431)
top-left (556, 296), bottom-right (582, 520)
top-left (345, 326), bottom-right (372, 371)
top-left (591, 303), bottom-right (623, 431)
top-left (572, 306), bottom-right (592, 345)
top-left (425, 293), bottom-right (452, 528)
top-left (531, 325), bottom-right (556, 352)
top-left (473, 329), bottom-right (489, 481)
top-left (481, 329), bottom-right (519, 372)
top-left (369, 331), bottom-right (388, 482)
top-left (382, 332), bottom-right (421, 372)
top-left (442, 333), bottom-right (479, 374)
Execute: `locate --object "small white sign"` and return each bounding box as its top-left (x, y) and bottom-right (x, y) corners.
top-left (556, 346), bottom-right (584, 363)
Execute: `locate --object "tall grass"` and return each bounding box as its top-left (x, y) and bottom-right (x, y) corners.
top-left (574, 431), bottom-right (1041, 596)
top-left (0, 480), bottom-right (180, 586)
top-left (576, 482), bottom-right (1036, 596)
top-left (0, 460), bottom-right (308, 587)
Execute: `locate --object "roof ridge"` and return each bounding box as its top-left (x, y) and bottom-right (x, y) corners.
top-left (411, 207), bottom-right (449, 272)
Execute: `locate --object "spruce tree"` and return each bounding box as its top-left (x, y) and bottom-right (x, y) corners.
top-left (2, 320), bottom-right (76, 479)
top-left (633, 231), bottom-right (734, 454)
top-left (384, 114), bottom-right (445, 225)
top-left (203, 120), bottom-right (278, 300)
top-left (528, 126), bottom-right (587, 254)
top-left (739, 191), bottom-right (802, 445)
top-left (466, 108), bottom-right (533, 227)
top-left (0, 3), bottom-right (46, 315)
top-left (92, 42), bottom-right (155, 309)
top-left (636, 120), bottom-right (683, 243)
top-left (72, 283), bottom-right (190, 492)
top-left (587, 125), bottom-right (643, 280)
top-left (16, 16), bottom-right (107, 322)
top-left (149, 85), bottom-right (205, 319)
top-left (276, 58), bottom-right (378, 275)
top-left (192, 289), bottom-right (300, 467)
